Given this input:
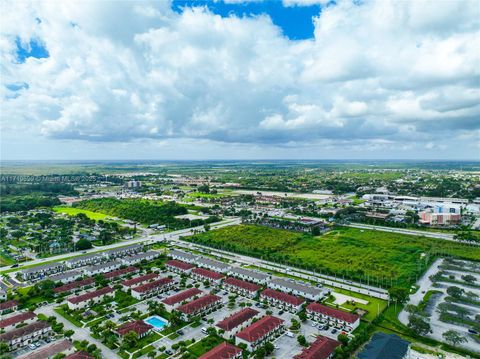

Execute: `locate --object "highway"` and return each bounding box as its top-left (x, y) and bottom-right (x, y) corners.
top-left (346, 223), bottom-right (460, 241)
top-left (167, 235), bottom-right (390, 300)
top-left (0, 217), bottom-right (241, 275)
top-left (3, 216), bottom-right (389, 300)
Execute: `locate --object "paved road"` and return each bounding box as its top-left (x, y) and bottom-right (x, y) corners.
top-left (35, 304), bottom-right (118, 358)
top-left (1, 218), bottom-right (241, 275)
top-left (345, 223), bottom-right (468, 242)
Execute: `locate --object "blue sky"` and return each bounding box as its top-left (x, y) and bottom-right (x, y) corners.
top-left (15, 37), bottom-right (49, 63)
top-left (1, 0), bottom-right (479, 160)
top-left (172, 0), bottom-right (324, 40)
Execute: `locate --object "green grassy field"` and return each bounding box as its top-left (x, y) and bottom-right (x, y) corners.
top-left (53, 206), bottom-right (111, 221)
top-left (185, 225), bottom-right (480, 288)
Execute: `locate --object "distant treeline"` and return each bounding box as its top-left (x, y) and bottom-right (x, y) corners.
top-left (1, 183), bottom-right (78, 196)
top-left (0, 183), bottom-right (78, 213)
top-left (74, 198), bottom-right (220, 228)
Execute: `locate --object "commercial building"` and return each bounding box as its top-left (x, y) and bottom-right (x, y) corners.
top-left (0, 320), bottom-right (52, 350)
top-left (199, 342), bottom-right (243, 359)
top-left (165, 259), bottom-right (195, 274)
top-left (131, 277), bottom-right (174, 300)
top-left (67, 287), bottom-right (114, 310)
top-left (191, 267), bottom-right (225, 284)
top-left (228, 267), bottom-right (270, 284)
top-left (175, 294), bottom-right (222, 321)
top-left (216, 308), bottom-right (259, 337)
top-left (196, 257), bottom-right (231, 273)
top-left (116, 320), bottom-right (153, 339)
top-left (293, 335), bottom-right (340, 359)
top-left (418, 211), bottom-right (461, 226)
top-left (223, 277), bottom-right (261, 298)
top-left (306, 303), bottom-right (360, 331)
top-left (235, 315), bottom-right (285, 352)
top-left (358, 333), bottom-right (411, 359)
top-left (162, 288), bottom-right (203, 308)
top-left (260, 288), bottom-right (305, 313)
top-left (268, 277), bottom-right (327, 301)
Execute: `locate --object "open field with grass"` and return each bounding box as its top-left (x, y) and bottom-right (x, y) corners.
top-left (53, 206), bottom-right (111, 221)
top-left (185, 225), bottom-right (480, 289)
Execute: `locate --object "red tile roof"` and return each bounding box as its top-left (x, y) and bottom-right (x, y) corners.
top-left (306, 303), bottom-right (359, 324)
top-left (18, 339), bottom-right (72, 359)
top-left (0, 321), bottom-right (51, 342)
top-left (65, 351), bottom-right (94, 359)
top-left (216, 307), bottom-right (259, 332)
top-left (162, 288), bottom-right (202, 306)
top-left (294, 335), bottom-right (341, 359)
top-left (122, 273), bottom-right (159, 287)
top-left (131, 277), bottom-right (173, 294)
top-left (54, 278), bottom-right (95, 293)
top-left (261, 288), bottom-right (305, 307)
top-left (235, 315), bottom-right (284, 343)
top-left (192, 267), bottom-right (225, 281)
top-left (67, 286), bottom-right (114, 304)
top-left (224, 277), bottom-right (261, 292)
top-left (104, 266), bottom-right (138, 279)
top-left (0, 311), bottom-right (36, 329)
top-left (0, 300), bottom-right (18, 311)
top-left (166, 259), bottom-right (195, 271)
top-left (176, 294), bottom-right (221, 315)
top-left (199, 342), bottom-right (243, 359)
top-left (116, 320), bottom-right (153, 337)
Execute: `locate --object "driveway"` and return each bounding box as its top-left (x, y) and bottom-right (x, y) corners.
top-left (35, 304), bottom-right (119, 358)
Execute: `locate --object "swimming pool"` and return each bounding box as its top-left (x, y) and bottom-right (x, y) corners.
top-left (145, 315), bottom-right (169, 330)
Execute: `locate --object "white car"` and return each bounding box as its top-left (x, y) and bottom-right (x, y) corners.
top-left (28, 344), bottom-right (36, 350)
top-left (285, 331), bottom-right (294, 338)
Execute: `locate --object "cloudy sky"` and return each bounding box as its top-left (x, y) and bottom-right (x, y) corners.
top-left (1, 0), bottom-right (479, 160)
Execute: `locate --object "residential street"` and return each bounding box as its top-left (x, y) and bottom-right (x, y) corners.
top-left (35, 304), bottom-right (118, 358)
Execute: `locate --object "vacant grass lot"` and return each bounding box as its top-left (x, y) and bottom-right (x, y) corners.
top-left (53, 206), bottom-right (111, 221)
top-left (185, 225), bottom-right (480, 288)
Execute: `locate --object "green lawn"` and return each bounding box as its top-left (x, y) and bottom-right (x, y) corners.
top-left (187, 335), bottom-right (224, 357)
top-left (54, 307), bottom-right (82, 327)
top-left (185, 225), bottom-right (480, 289)
top-left (328, 287), bottom-right (388, 322)
top-left (53, 206), bottom-right (111, 221)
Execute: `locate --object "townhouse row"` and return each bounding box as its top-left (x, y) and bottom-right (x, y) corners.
top-left (20, 245), bottom-right (157, 281)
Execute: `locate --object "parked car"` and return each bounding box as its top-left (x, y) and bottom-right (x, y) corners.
top-left (278, 310), bottom-right (284, 315)
top-left (285, 331), bottom-right (294, 338)
top-left (468, 329), bottom-right (479, 335)
top-left (331, 329), bottom-right (337, 334)
top-left (165, 349), bottom-right (173, 355)
top-left (28, 344), bottom-right (36, 350)
top-left (177, 330), bottom-right (184, 335)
